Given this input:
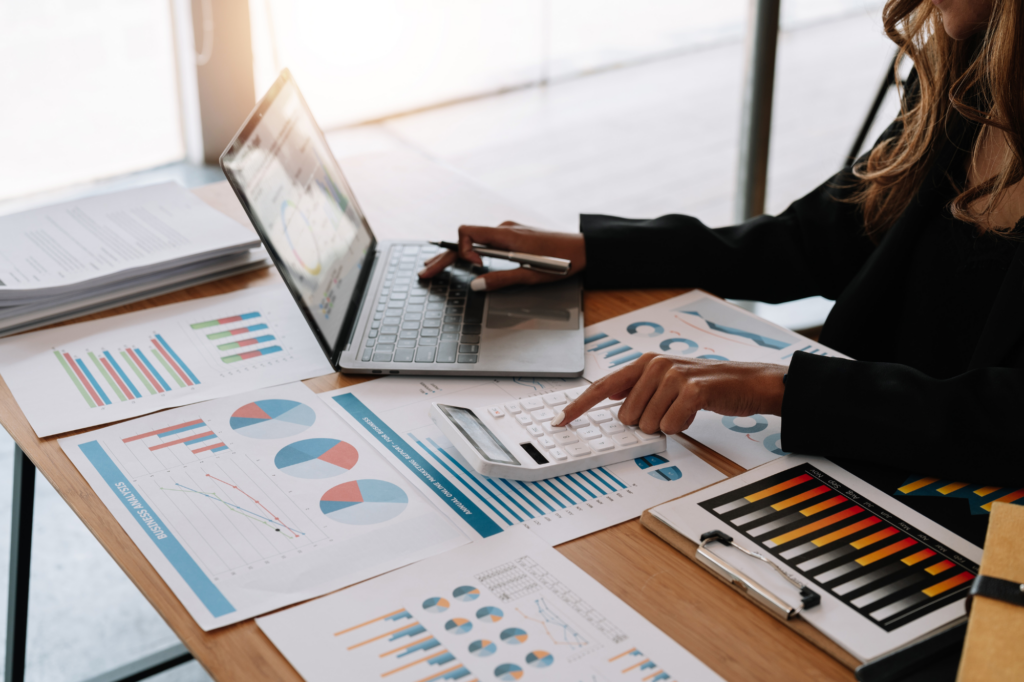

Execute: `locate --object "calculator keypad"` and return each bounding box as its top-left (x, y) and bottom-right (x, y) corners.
top-left (477, 387), bottom-right (667, 471)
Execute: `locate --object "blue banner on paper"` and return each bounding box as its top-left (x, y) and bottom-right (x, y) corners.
top-left (332, 393), bottom-right (504, 538)
top-left (79, 441), bottom-right (235, 618)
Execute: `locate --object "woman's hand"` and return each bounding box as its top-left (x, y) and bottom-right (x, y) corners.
top-left (418, 222), bottom-right (586, 291)
top-left (552, 354), bottom-right (787, 433)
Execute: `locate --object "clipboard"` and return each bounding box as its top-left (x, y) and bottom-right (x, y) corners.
top-left (640, 508), bottom-right (862, 670)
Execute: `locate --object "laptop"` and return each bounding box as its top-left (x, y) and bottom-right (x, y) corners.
top-left (219, 70), bottom-right (584, 376)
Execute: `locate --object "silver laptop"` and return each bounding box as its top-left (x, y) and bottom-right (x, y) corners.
top-left (220, 70), bottom-right (584, 376)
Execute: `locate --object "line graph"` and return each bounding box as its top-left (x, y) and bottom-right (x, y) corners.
top-left (161, 474), bottom-right (305, 538)
top-left (518, 597), bottom-right (589, 650)
top-left (136, 459), bottom-right (326, 575)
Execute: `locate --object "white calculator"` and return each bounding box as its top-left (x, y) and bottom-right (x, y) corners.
top-left (429, 387), bottom-right (667, 481)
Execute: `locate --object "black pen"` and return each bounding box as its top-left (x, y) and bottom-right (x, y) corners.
top-left (429, 241), bottom-right (571, 275)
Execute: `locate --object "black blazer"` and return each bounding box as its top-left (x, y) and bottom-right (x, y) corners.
top-left (580, 107), bottom-right (1024, 485)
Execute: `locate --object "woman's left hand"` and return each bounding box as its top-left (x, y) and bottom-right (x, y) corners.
top-left (552, 354), bottom-right (787, 433)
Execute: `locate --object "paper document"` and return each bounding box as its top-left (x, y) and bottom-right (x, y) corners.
top-left (582, 291), bottom-right (846, 469)
top-left (0, 284), bottom-right (332, 436)
top-left (257, 526), bottom-right (723, 682)
top-left (320, 376), bottom-right (724, 545)
top-left (58, 382), bottom-right (469, 630)
top-left (0, 182), bottom-right (258, 299)
top-left (650, 456), bottom-right (981, 663)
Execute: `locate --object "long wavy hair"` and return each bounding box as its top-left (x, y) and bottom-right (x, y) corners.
top-left (851, 0), bottom-right (1024, 237)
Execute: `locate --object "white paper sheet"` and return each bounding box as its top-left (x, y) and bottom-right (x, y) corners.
top-left (0, 182), bottom-right (258, 299)
top-left (650, 456), bottom-right (982, 663)
top-left (582, 290), bottom-right (847, 469)
top-left (58, 382), bottom-right (469, 631)
top-left (0, 284), bottom-right (332, 436)
top-left (257, 526), bottom-right (723, 682)
top-left (319, 376), bottom-right (725, 545)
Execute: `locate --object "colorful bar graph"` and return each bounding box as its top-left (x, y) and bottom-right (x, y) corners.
top-left (206, 323), bottom-right (268, 340)
top-left (152, 336), bottom-right (195, 386)
top-left (104, 351), bottom-right (140, 399)
top-left (90, 352), bottom-right (126, 402)
top-left (121, 350), bottom-right (155, 395)
top-left (55, 351), bottom-right (97, 408)
top-left (190, 312), bottom-right (262, 329)
top-left (76, 358), bottom-right (110, 405)
top-left (132, 348), bottom-right (170, 391)
top-left (221, 345), bottom-right (282, 363)
top-left (896, 476), bottom-right (1024, 515)
top-left (122, 420), bottom-right (230, 456)
top-left (217, 334), bottom-right (276, 351)
top-left (700, 463), bottom-right (979, 631)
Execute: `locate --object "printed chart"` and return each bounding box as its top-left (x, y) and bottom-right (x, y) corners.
top-left (256, 528), bottom-right (722, 682)
top-left (321, 376), bottom-right (724, 545)
top-left (895, 476), bottom-right (1024, 516)
top-left (699, 463), bottom-right (978, 632)
top-left (58, 382), bottom-right (467, 630)
top-left (581, 291), bottom-right (843, 470)
top-left (651, 456), bottom-right (983, 662)
top-left (1, 285), bottom-right (332, 436)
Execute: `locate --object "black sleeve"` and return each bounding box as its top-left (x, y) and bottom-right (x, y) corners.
top-left (781, 352), bottom-right (1024, 484)
top-left (581, 169), bottom-right (877, 303)
top-left (579, 70), bottom-right (920, 303)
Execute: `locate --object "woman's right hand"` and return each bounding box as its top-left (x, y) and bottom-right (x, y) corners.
top-left (418, 222), bottom-right (586, 292)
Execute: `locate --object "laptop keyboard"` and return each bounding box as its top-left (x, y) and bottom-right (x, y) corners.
top-left (359, 244), bottom-right (485, 364)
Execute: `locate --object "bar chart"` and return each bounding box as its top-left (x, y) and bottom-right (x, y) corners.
top-left (896, 476), bottom-right (1024, 515)
top-left (699, 463), bottom-right (978, 631)
top-left (118, 418), bottom-right (229, 476)
top-left (56, 333), bottom-right (200, 409)
top-left (190, 311), bottom-right (283, 364)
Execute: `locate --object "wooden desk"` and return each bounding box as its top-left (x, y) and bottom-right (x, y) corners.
top-left (0, 182), bottom-right (854, 682)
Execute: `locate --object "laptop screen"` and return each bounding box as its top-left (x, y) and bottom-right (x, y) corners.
top-left (220, 71), bottom-right (375, 360)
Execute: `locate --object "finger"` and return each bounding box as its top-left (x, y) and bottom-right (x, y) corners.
top-left (552, 355), bottom-right (657, 426)
top-left (660, 391), bottom-right (701, 434)
top-left (457, 228), bottom-right (484, 265)
top-left (468, 267), bottom-right (556, 292)
top-left (637, 378), bottom-right (679, 434)
top-left (618, 356), bottom-right (674, 426)
top-left (418, 250), bottom-right (456, 278)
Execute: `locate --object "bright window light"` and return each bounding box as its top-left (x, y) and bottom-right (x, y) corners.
top-left (0, 1), bottom-right (185, 202)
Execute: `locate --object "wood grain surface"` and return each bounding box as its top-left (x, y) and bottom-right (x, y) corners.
top-left (0, 183), bottom-right (854, 681)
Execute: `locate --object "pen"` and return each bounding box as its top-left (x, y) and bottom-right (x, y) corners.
top-left (429, 241), bottom-right (572, 276)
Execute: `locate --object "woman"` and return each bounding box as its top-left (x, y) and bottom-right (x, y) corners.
top-left (418, 0), bottom-right (1024, 517)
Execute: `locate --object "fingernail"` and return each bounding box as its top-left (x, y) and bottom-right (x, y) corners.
top-left (470, 277), bottom-right (487, 292)
top-left (418, 269), bottom-right (428, 278)
top-left (551, 409), bottom-right (565, 426)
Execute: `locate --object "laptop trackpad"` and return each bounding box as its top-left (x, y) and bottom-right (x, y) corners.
top-left (485, 279), bottom-right (580, 330)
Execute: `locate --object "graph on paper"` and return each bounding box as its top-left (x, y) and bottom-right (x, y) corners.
top-left (189, 311), bottom-right (283, 364)
top-left (55, 335), bottom-right (199, 409)
top-left (699, 463), bottom-right (979, 631)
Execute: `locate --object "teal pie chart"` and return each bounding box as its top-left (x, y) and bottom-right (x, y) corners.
top-left (230, 399), bottom-right (316, 439)
top-left (468, 639), bottom-right (496, 657)
top-left (319, 480), bottom-right (408, 525)
top-left (722, 414), bottom-right (769, 433)
top-left (526, 651), bottom-right (554, 668)
top-left (659, 337), bottom-right (698, 354)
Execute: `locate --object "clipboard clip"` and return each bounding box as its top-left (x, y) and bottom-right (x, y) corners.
top-left (697, 530), bottom-right (821, 620)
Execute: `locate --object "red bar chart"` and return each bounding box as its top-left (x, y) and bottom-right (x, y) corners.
top-left (699, 463), bottom-right (978, 631)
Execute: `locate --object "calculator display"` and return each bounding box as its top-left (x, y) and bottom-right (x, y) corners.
top-left (437, 405), bottom-right (520, 466)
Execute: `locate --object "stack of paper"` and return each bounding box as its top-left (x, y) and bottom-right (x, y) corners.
top-left (0, 182), bottom-right (269, 336)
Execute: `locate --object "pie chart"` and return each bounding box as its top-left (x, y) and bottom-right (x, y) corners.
top-left (476, 606), bottom-right (503, 623)
top-left (230, 400), bottom-right (315, 439)
top-left (494, 663), bottom-right (524, 681)
top-left (526, 651), bottom-right (554, 668)
top-left (319, 480), bottom-right (408, 525)
top-left (500, 628), bottom-right (528, 645)
top-left (445, 618), bottom-right (473, 635)
top-left (453, 586), bottom-right (480, 602)
top-left (468, 639), bottom-right (496, 657)
top-left (275, 439), bottom-right (358, 479)
top-left (423, 597), bottom-right (449, 613)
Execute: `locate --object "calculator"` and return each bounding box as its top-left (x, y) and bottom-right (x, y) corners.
top-left (429, 387), bottom-right (667, 481)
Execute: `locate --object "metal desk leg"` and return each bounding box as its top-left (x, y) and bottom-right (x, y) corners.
top-left (4, 446), bottom-right (193, 682)
top-left (5, 445), bottom-right (34, 682)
